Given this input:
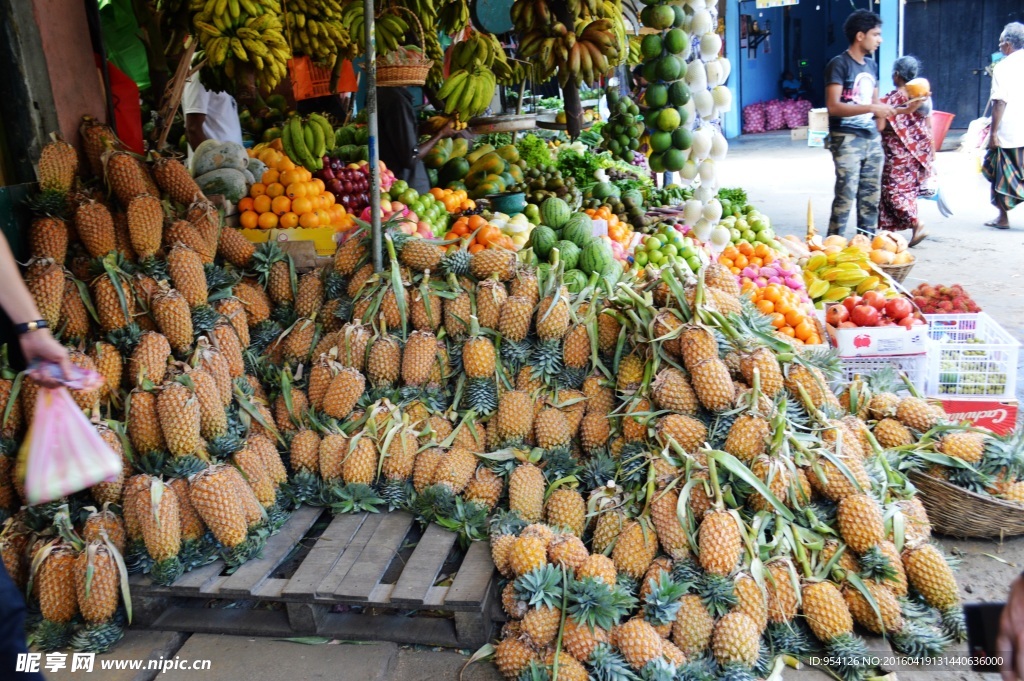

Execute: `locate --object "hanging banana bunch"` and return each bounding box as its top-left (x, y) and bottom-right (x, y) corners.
top-left (628, 35), bottom-right (643, 67)
top-left (436, 64), bottom-right (496, 120)
top-left (437, 0), bottom-right (470, 34)
top-left (340, 2), bottom-right (409, 57)
top-left (440, 31), bottom-right (518, 117)
top-left (283, 0), bottom-right (351, 64)
top-left (191, 0), bottom-right (291, 93)
top-left (512, 0), bottom-right (621, 87)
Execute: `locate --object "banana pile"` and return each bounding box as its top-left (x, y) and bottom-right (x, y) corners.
top-left (512, 0), bottom-right (626, 87)
top-left (339, 3), bottom-right (408, 57)
top-left (191, 0), bottom-right (290, 92)
top-left (283, 0), bottom-right (350, 63)
top-left (628, 35), bottom-right (644, 66)
top-left (281, 113), bottom-right (335, 171)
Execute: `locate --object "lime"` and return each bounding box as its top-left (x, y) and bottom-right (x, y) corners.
top-left (671, 127), bottom-right (692, 150)
top-left (663, 148), bottom-right (685, 172)
top-left (650, 131), bottom-right (672, 153)
top-left (656, 55), bottom-right (683, 82)
top-left (645, 83), bottom-right (668, 108)
top-left (641, 34), bottom-right (663, 60)
top-left (664, 28), bottom-right (687, 55)
top-left (656, 108), bottom-right (681, 132)
top-left (668, 81), bottom-right (691, 106)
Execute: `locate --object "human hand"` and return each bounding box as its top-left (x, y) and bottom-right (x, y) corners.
top-left (19, 329), bottom-right (72, 388)
top-left (872, 103), bottom-right (897, 118)
top-left (990, 132), bottom-right (1001, 150)
top-left (998, 575), bottom-right (1024, 681)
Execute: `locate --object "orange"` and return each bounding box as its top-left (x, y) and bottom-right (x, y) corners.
top-left (795, 320), bottom-right (814, 342)
top-left (738, 242), bottom-right (754, 256)
top-left (762, 252), bottom-right (774, 265)
top-left (749, 257), bottom-right (762, 267)
top-left (463, 199), bottom-right (476, 211)
top-left (240, 210), bottom-right (259, 229)
top-left (307, 181), bottom-right (320, 197)
top-left (250, 182), bottom-right (267, 197)
top-left (467, 214), bottom-right (488, 231)
top-left (297, 168), bottom-right (312, 182)
top-left (784, 310), bottom-right (803, 328)
top-left (770, 313), bottom-right (786, 329)
top-left (291, 196), bottom-right (313, 215)
top-left (253, 194), bottom-right (273, 214)
top-left (719, 257), bottom-right (734, 268)
top-left (430, 188), bottom-right (444, 200)
top-left (316, 208), bottom-right (331, 226)
top-left (322, 191), bottom-right (335, 206)
top-left (468, 243), bottom-right (485, 254)
top-left (238, 197), bottom-right (255, 212)
top-left (329, 205), bottom-right (344, 222)
top-left (733, 254), bottom-right (748, 269)
top-left (774, 300), bottom-right (793, 317)
top-left (778, 326), bottom-right (796, 338)
top-left (271, 196), bottom-right (291, 215)
top-left (756, 300), bottom-right (774, 315)
top-left (280, 170), bottom-right (300, 186)
top-left (265, 182), bottom-right (285, 198)
top-left (262, 169), bottom-right (280, 185)
top-left (277, 157), bottom-right (296, 172)
top-left (286, 182), bottom-right (307, 200)
top-left (298, 211), bottom-right (320, 228)
top-left (279, 211), bottom-right (299, 229)
top-left (257, 211), bottom-right (278, 229)
top-left (312, 178), bottom-right (325, 194)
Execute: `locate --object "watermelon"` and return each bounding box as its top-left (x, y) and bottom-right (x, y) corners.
top-left (562, 214), bottom-right (594, 248)
top-left (564, 269), bottom-right (588, 294)
top-left (540, 197), bottom-right (571, 229)
top-left (192, 141), bottom-right (248, 176)
top-left (556, 240), bottom-right (581, 270)
top-left (580, 239), bottom-right (614, 275)
top-left (529, 226), bottom-right (558, 260)
top-left (591, 182), bottom-right (620, 201)
top-left (194, 168), bottom-right (248, 203)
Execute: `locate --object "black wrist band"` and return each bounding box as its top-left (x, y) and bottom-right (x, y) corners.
top-left (15, 320), bottom-right (48, 335)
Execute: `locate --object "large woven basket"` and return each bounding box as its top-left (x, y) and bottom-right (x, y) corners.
top-left (909, 471), bottom-right (1024, 538)
top-left (375, 8), bottom-right (432, 87)
top-left (877, 257), bottom-right (915, 284)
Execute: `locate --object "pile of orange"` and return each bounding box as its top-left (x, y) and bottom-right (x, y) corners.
top-left (429, 187), bottom-right (476, 214)
top-left (584, 207), bottom-right (632, 249)
top-left (444, 214), bottom-right (515, 253)
top-left (718, 241), bottom-right (777, 273)
top-left (741, 282), bottom-right (823, 345)
top-left (238, 147), bottom-right (350, 230)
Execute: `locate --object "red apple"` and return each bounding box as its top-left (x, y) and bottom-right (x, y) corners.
top-left (850, 304), bottom-right (880, 327)
top-left (825, 305), bottom-right (850, 325)
top-left (842, 295), bottom-right (863, 313)
top-left (885, 297), bottom-right (913, 321)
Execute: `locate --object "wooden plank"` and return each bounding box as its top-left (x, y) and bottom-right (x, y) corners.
top-left (217, 505), bottom-right (323, 597)
top-left (423, 586), bottom-right (448, 608)
top-left (252, 577), bottom-right (289, 599)
top-left (333, 511), bottom-right (415, 602)
top-left (319, 612), bottom-right (459, 647)
top-left (315, 513), bottom-right (384, 598)
top-left (170, 560), bottom-right (225, 594)
top-left (149, 606), bottom-right (294, 637)
top-left (444, 541), bottom-right (496, 607)
top-left (389, 523), bottom-right (458, 607)
top-left (281, 513), bottom-right (368, 599)
top-left (198, 576), bottom-right (229, 595)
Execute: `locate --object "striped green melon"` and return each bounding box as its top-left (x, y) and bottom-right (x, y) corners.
top-left (529, 226), bottom-right (558, 260)
top-left (580, 239), bottom-right (614, 275)
top-left (561, 214), bottom-right (595, 248)
top-left (540, 197), bottom-right (571, 229)
top-left (556, 240), bottom-right (581, 270)
top-left (564, 269), bottom-right (589, 294)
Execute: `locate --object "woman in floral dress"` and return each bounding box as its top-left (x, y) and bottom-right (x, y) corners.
top-left (879, 56), bottom-right (932, 245)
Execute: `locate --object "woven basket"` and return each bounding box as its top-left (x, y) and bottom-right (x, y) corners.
top-left (877, 258), bottom-right (915, 284)
top-left (909, 471), bottom-right (1024, 538)
top-left (375, 8), bottom-right (432, 87)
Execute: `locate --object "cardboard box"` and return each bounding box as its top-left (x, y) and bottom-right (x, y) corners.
top-left (237, 227), bottom-right (341, 255)
top-left (808, 130), bottom-right (828, 148)
top-left (808, 108), bottom-right (829, 132)
top-left (791, 126), bottom-right (809, 141)
top-left (938, 398), bottom-right (1019, 435)
top-left (827, 324), bottom-right (929, 357)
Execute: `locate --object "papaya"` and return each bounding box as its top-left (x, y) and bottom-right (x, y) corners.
top-left (450, 138), bottom-right (469, 158)
top-left (469, 152), bottom-right (506, 176)
top-left (464, 168), bottom-right (490, 189)
top-left (439, 157), bottom-right (470, 186)
top-left (481, 173), bottom-right (507, 191)
top-left (466, 144), bottom-right (495, 165)
top-left (507, 164), bottom-right (524, 183)
top-left (496, 144), bottom-right (520, 164)
top-left (499, 172), bottom-right (515, 187)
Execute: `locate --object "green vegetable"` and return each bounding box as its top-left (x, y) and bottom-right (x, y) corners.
top-left (516, 134), bottom-right (553, 168)
top-left (556, 148), bottom-right (604, 190)
top-left (475, 132), bottom-right (513, 149)
top-left (718, 187), bottom-right (748, 206)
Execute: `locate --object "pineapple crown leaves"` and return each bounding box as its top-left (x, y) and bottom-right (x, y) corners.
top-left (587, 643), bottom-right (640, 681)
top-left (566, 575), bottom-right (636, 631)
top-left (513, 563), bottom-right (564, 609)
top-left (641, 572), bottom-right (687, 625)
top-left (66, 274), bottom-right (101, 326)
top-left (329, 483), bottom-right (385, 514)
top-left (706, 449), bottom-right (795, 523)
top-left (856, 545), bottom-right (899, 584)
top-left (765, 620), bottom-right (816, 658)
top-left (489, 508), bottom-right (528, 538)
top-left (639, 658), bottom-right (679, 681)
top-left (698, 571), bottom-right (739, 617)
top-left (891, 618), bottom-right (952, 660)
top-left (435, 497), bottom-right (490, 546)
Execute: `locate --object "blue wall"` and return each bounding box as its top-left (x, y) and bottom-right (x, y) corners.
top-left (737, 1), bottom-right (788, 110)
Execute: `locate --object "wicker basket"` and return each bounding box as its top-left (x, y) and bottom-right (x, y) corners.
top-left (909, 471), bottom-right (1024, 538)
top-left (375, 8), bottom-right (432, 87)
top-left (876, 257), bottom-right (915, 284)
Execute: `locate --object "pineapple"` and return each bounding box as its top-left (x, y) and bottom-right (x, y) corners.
top-left (214, 298), bottom-right (249, 347)
top-left (444, 285), bottom-right (472, 339)
top-left (689, 358), bottom-right (735, 412)
top-left (169, 477), bottom-right (206, 544)
top-left (534, 408), bottom-right (571, 450)
top-left (821, 540), bottom-right (860, 573)
top-left (25, 259), bottom-right (64, 330)
top-left (542, 650), bottom-right (588, 681)
top-left (765, 558), bottom-right (800, 623)
top-left (234, 446), bottom-right (276, 507)
top-left (151, 287), bottom-right (194, 353)
top-left (613, 617), bottom-right (667, 670)
top-left (401, 331), bottom-right (436, 386)
top-left (672, 594), bottom-right (715, 656)
top-left (612, 519), bottom-right (659, 580)
top-left (508, 535), bottom-right (548, 576)
top-left (37, 133), bottom-right (78, 192)
top-left (734, 573), bottom-right (768, 633)
top-left (153, 157), bottom-right (203, 204)
top-left (82, 505), bottom-right (127, 555)
top-left (811, 454), bottom-right (871, 502)
top-left (399, 238), bottom-right (443, 272)
top-left (874, 418), bottom-right (914, 448)
top-left (576, 553), bottom-right (617, 586)
top-left (836, 493), bottom-right (884, 554)
top-left (189, 466), bottom-right (248, 549)
top-left (432, 447), bottom-right (478, 493)
top-left (463, 467), bottom-right (504, 510)
top-left (547, 533), bottom-right (589, 571)
top-left (592, 508), bottom-right (625, 554)
top-left (564, 618), bottom-right (611, 663)
top-left (381, 424), bottom-right (419, 482)
top-left (470, 247), bottom-right (516, 281)
top-left (509, 462), bottom-right (548, 520)
top-left (499, 295), bottom-right (534, 342)
top-left (295, 270), bottom-right (325, 318)
top-left (409, 283), bottom-right (442, 333)
top-left (157, 379), bottom-right (201, 457)
top-left (740, 347), bottom-right (784, 398)
top-left (29, 217), bottom-right (68, 264)
top-left (104, 149), bottom-right (150, 205)
top-left (495, 390), bottom-right (535, 447)
top-left (413, 448), bottom-right (445, 493)
top-left (59, 278), bottom-right (91, 342)
top-left (748, 456), bottom-right (791, 512)
top-left (217, 224), bottom-right (255, 267)
top-left (579, 412), bottom-right (610, 453)
top-left (474, 277), bottom-right (507, 330)
top-left (334, 234), bottom-right (367, 275)
top-left (582, 375), bottom-right (615, 415)
top-left (698, 510), bottom-right (742, 576)
top-left (723, 415), bottom-right (770, 463)
top-left (711, 612), bottom-right (760, 667)
top-left (493, 635), bottom-right (538, 678)
top-left (562, 324), bottom-right (591, 370)
top-left (128, 387), bottom-right (165, 454)
top-left (75, 200), bottom-right (116, 258)
top-left (290, 428), bottom-right (322, 474)
top-left (651, 488), bottom-right (689, 560)
top-left (896, 396), bottom-right (941, 431)
top-left (678, 325), bottom-right (718, 372)
top-left (902, 543), bottom-right (963, 635)
top-left (342, 435), bottom-right (378, 485)
top-left (80, 115), bottom-right (119, 177)
top-left (318, 432), bottom-right (348, 481)
top-left (126, 194), bottom-right (164, 259)
top-left (322, 368), bottom-right (365, 419)
top-left (366, 333), bottom-right (401, 387)
top-left (842, 579), bottom-right (903, 635)
top-left (74, 541), bottom-right (122, 624)
top-left (38, 542), bottom-right (80, 627)
top-left (616, 353), bottom-right (645, 392)
top-left (544, 488), bottom-right (586, 536)
top-left (800, 580), bottom-right (853, 643)
top-left (938, 431), bottom-right (985, 464)
top-left (522, 605), bottom-right (561, 647)
top-left (89, 340), bottom-right (122, 402)
top-left (651, 368), bottom-right (699, 415)
top-left (165, 219), bottom-right (214, 262)
top-left (167, 244), bottom-right (208, 307)
top-left (138, 476), bottom-right (183, 585)
top-left (656, 414), bottom-right (707, 454)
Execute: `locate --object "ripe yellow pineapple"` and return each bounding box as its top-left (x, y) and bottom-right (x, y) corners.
top-left (902, 543), bottom-right (960, 613)
top-left (38, 543), bottom-right (80, 624)
top-left (651, 368), bottom-right (699, 415)
top-left (938, 431), bottom-right (985, 464)
top-left (673, 594), bottom-right (715, 656)
top-left (614, 617), bottom-right (665, 670)
top-left (612, 519), bottom-right (659, 580)
top-left (463, 467), bottom-right (504, 510)
top-left (874, 417), bottom-right (914, 448)
top-left (217, 221), bottom-right (255, 266)
top-left (322, 368), bottom-right (365, 419)
top-left (127, 387), bottom-right (165, 454)
top-left (534, 408), bottom-right (570, 450)
top-left (656, 414), bottom-right (707, 453)
top-left (679, 325), bottom-right (718, 372)
top-left (690, 358), bottom-right (735, 412)
top-left (235, 446), bottom-right (276, 507)
top-left (37, 134), bottom-right (78, 192)
top-left (650, 488), bottom-right (689, 560)
top-left (157, 380), bottom-right (201, 457)
top-left (698, 510), bottom-right (742, 576)
top-left (153, 157), bottom-right (203, 204)
top-left (470, 247), bottom-right (516, 281)
top-left (837, 493), bottom-right (884, 554)
top-left (433, 447), bottom-right (478, 493)
top-left (765, 558), bottom-right (800, 623)
top-left (508, 535), bottom-right (548, 577)
top-left (842, 580), bottom-right (904, 635)
top-left (522, 605), bottom-right (561, 647)
top-left (189, 466), bottom-right (248, 549)
top-left (801, 581), bottom-right (854, 643)
top-left (734, 573), bottom-right (768, 633)
top-left (493, 634), bottom-right (538, 678)
top-left (723, 415), bottom-right (770, 463)
top-left (315, 432), bottom-right (345, 481)
top-left (76, 200), bottom-right (117, 258)
top-left (25, 259), bottom-right (63, 330)
top-left (544, 488), bottom-right (585, 537)
top-left (151, 287), bottom-right (193, 353)
top-left (711, 612), bottom-right (760, 667)
top-left (896, 396), bottom-right (942, 432)
top-left (29, 217), bottom-right (68, 265)
top-left (564, 618), bottom-right (610, 662)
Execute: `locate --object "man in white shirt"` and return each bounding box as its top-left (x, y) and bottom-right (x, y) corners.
top-left (984, 22), bottom-right (1024, 229)
top-left (182, 74), bottom-right (245, 164)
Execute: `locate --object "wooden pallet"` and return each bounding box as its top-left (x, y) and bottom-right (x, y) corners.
top-left (129, 506), bottom-right (499, 648)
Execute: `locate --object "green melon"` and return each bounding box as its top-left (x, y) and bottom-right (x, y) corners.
top-left (672, 5), bottom-right (686, 28)
top-left (580, 239), bottom-right (614, 275)
top-left (641, 4), bottom-right (675, 30)
top-left (663, 148), bottom-right (686, 172)
top-left (562, 214), bottom-right (594, 247)
top-left (672, 127), bottom-right (693, 150)
top-left (557, 240), bottom-right (582, 270)
top-left (642, 60), bottom-right (659, 83)
top-left (650, 131), bottom-right (672, 153)
top-left (529, 225), bottom-right (558, 260)
top-left (649, 152), bottom-right (665, 173)
top-left (540, 197), bottom-right (571, 229)
top-left (656, 108), bottom-right (681, 132)
top-left (564, 269), bottom-right (589, 294)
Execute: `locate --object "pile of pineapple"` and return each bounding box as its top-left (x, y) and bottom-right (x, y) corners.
top-left (0, 123), bottom-right (989, 678)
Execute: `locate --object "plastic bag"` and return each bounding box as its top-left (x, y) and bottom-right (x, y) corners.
top-left (16, 387), bottom-right (122, 505)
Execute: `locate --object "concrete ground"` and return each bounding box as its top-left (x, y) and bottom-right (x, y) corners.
top-left (39, 131), bottom-right (1024, 681)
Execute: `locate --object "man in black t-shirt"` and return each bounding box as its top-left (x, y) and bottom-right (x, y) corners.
top-left (823, 10), bottom-right (896, 237)
top-left (376, 87), bottom-right (457, 195)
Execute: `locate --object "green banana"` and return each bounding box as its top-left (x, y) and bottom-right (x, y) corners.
top-left (309, 118), bottom-right (326, 160)
top-left (289, 116), bottom-right (316, 170)
top-left (281, 116), bottom-right (297, 163)
top-left (308, 113), bottom-right (335, 155)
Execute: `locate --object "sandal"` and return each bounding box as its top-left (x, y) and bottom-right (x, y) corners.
top-left (985, 219), bottom-right (1010, 229)
top-left (909, 222), bottom-right (929, 247)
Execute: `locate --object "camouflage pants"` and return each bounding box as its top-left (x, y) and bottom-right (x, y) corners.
top-left (827, 133), bottom-right (884, 237)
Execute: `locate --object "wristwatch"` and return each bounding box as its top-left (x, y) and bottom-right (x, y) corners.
top-left (14, 320), bottom-right (49, 335)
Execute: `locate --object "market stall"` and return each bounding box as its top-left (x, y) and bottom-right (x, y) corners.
top-left (1, 0), bottom-right (1022, 678)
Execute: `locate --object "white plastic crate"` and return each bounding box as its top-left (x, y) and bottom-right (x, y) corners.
top-left (924, 313), bottom-right (1020, 399)
top-left (840, 353), bottom-right (929, 393)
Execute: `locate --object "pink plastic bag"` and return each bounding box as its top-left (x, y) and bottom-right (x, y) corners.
top-left (17, 387), bottom-right (122, 505)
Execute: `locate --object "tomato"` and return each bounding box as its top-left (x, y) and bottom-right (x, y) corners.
top-left (884, 297), bottom-right (913, 321)
top-left (850, 304), bottom-right (880, 327)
